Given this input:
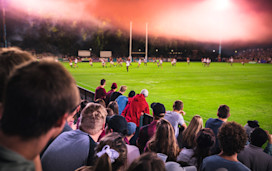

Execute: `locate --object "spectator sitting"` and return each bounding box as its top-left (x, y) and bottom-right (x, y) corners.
top-left (181, 115), bottom-right (203, 149)
top-left (193, 128), bottom-right (215, 169)
top-left (137, 102), bottom-right (166, 153)
top-left (145, 119), bottom-right (180, 162)
top-left (106, 115), bottom-right (140, 167)
top-left (164, 100), bottom-right (187, 138)
top-left (201, 122), bottom-right (250, 171)
top-left (41, 103), bottom-right (107, 171)
top-left (0, 60), bottom-right (80, 171)
top-left (238, 128), bottom-right (272, 171)
top-left (205, 104), bottom-right (230, 154)
top-left (244, 120), bottom-right (259, 141)
top-left (110, 85), bottom-right (127, 102)
top-left (106, 108), bottom-right (114, 117)
top-left (116, 90), bottom-right (136, 115)
top-left (123, 89), bottom-right (150, 145)
top-left (121, 90), bottom-right (136, 118)
top-left (97, 108), bottom-right (114, 141)
top-left (108, 101), bottom-right (119, 115)
top-left (127, 122), bottom-right (137, 142)
top-left (0, 47), bottom-right (35, 103)
top-left (127, 152), bottom-right (166, 171)
top-left (177, 128), bottom-right (215, 169)
top-left (94, 79), bottom-right (106, 101)
top-left (105, 82), bottom-right (117, 106)
top-left (76, 133), bottom-right (128, 171)
top-left (126, 122), bottom-right (139, 165)
top-left (94, 98), bottom-right (106, 108)
top-left (41, 99), bottom-right (80, 156)
top-left (264, 132), bottom-right (272, 156)
top-left (106, 115), bottom-right (128, 137)
top-left (75, 100), bottom-right (90, 129)
top-left (123, 89), bottom-right (150, 127)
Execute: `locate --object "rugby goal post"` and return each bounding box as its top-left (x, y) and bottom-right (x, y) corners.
top-left (129, 22), bottom-right (148, 61)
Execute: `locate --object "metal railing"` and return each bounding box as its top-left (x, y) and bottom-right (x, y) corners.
top-left (77, 86), bottom-right (95, 102)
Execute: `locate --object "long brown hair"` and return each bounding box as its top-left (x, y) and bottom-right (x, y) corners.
top-left (127, 152), bottom-right (166, 171)
top-left (193, 128), bottom-right (215, 169)
top-left (147, 119), bottom-right (180, 161)
top-left (93, 133), bottom-right (127, 171)
top-left (181, 115), bottom-right (203, 148)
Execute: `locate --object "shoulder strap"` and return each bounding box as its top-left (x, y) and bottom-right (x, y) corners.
top-left (86, 135), bottom-right (96, 166)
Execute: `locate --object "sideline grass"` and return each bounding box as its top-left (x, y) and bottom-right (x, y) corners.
top-left (63, 62), bottom-right (272, 132)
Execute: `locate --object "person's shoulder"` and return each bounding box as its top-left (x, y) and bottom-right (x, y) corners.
top-left (236, 162), bottom-right (251, 171)
top-left (139, 124), bottom-right (149, 134)
top-left (203, 155), bottom-right (220, 163)
top-left (126, 144), bottom-right (140, 152)
top-left (116, 95), bottom-right (127, 100)
top-left (206, 118), bottom-right (216, 124)
top-left (165, 111), bottom-right (179, 119)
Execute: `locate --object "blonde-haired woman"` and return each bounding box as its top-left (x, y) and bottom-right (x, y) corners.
top-left (181, 115), bottom-right (203, 149)
top-left (177, 115), bottom-right (203, 165)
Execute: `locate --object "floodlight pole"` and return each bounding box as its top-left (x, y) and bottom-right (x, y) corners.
top-left (2, 0), bottom-right (7, 47)
top-left (145, 23), bottom-right (148, 60)
top-left (129, 21), bottom-right (132, 61)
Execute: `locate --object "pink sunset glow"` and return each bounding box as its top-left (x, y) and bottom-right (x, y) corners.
top-left (7, 0), bottom-right (272, 43)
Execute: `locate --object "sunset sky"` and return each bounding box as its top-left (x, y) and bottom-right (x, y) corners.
top-left (6, 0), bottom-right (272, 44)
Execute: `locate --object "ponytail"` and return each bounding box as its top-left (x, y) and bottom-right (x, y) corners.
top-left (93, 153), bottom-right (112, 171)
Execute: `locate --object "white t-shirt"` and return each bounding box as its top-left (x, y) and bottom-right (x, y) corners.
top-left (126, 145), bottom-right (140, 166)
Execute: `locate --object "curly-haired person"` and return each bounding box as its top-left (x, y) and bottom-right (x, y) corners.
top-left (201, 122), bottom-right (250, 171)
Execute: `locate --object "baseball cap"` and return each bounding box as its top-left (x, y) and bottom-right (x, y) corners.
top-left (108, 115), bottom-right (128, 135)
top-left (111, 83), bottom-right (117, 89)
top-left (151, 103), bottom-right (165, 118)
top-left (127, 122), bottom-right (137, 136)
top-left (140, 89), bottom-right (148, 97)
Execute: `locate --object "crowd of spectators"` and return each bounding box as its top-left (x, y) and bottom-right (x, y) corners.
top-left (0, 47), bottom-right (272, 171)
top-left (233, 48), bottom-right (272, 63)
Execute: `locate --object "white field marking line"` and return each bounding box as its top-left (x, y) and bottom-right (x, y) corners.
top-left (77, 81), bottom-right (95, 91)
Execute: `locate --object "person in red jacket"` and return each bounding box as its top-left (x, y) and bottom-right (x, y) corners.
top-left (123, 89), bottom-right (150, 127)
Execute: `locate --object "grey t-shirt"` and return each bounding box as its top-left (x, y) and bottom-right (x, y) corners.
top-left (164, 111), bottom-right (185, 137)
top-left (238, 144), bottom-right (272, 171)
top-left (0, 145), bottom-right (35, 171)
top-left (41, 129), bottom-right (96, 171)
top-left (201, 155), bottom-right (250, 171)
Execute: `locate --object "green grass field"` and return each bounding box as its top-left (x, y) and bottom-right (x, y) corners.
top-left (63, 62), bottom-right (272, 132)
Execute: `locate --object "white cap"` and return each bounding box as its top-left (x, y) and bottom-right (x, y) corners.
top-left (140, 89), bottom-right (148, 97)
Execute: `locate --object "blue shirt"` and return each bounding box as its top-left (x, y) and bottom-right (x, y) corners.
top-left (116, 95), bottom-right (128, 115)
top-left (205, 118), bottom-right (224, 154)
top-left (201, 155), bottom-right (250, 171)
